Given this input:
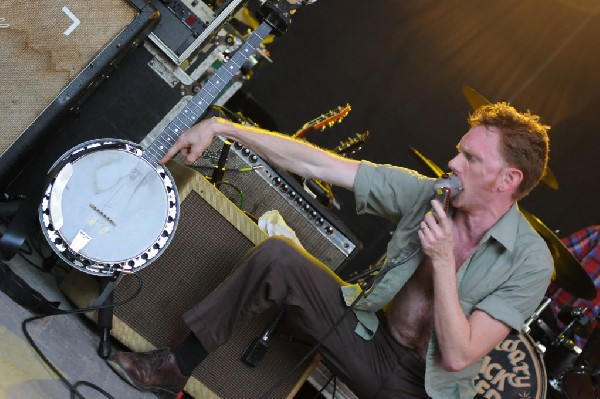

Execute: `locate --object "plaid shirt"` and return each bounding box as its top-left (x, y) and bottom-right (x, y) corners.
top-left (548, 225), bottom-right (600, 346)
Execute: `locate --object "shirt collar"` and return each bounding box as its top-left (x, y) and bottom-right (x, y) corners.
top-left (480, 203), bottom-right (520, 252)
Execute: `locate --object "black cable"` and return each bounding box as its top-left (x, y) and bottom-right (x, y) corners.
top-left (21, 272), bottom-right (144, 399)
top-left (345, 259), bottom-right (385, 285)
top-left (313, 373), bottom-right (334, 399)
top-left (191, 164), bottom-right (260, 173)
top-left (259, 247), bottom-right (421, 398)
top-left (312, 373), bottom-right (339, 399)
top-left (331, 375), bottom-right (337, 398)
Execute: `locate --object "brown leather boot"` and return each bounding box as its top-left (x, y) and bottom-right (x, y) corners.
top-left (107, 347), bottom-right (188, 395)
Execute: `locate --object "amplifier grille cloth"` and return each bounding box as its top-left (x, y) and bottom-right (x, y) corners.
top-left (112, 189), bottom-right (311, 398)
top-left (0, 0), bottom-right (137, 156)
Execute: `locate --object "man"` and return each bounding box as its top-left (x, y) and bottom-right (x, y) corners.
top-left (108, 102), bottom-right (553, 398)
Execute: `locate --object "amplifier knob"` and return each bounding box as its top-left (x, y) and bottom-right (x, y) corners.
top-left (296, 197), bottom-right (304, 205)
top-left (280, 183), bottom-right (289, 192)
top-left (316, 217), bottom-right (324, 225)
top-left (325, 226), bottom-right (334, 234)
top-left (249, 154), bottom-right (258, 163)
top-left (242, 148), bottom-right (250, 156)
top-left (273, 176), bottom-right (281, 185)
top-left (289, 191), bottom-right (297, 199)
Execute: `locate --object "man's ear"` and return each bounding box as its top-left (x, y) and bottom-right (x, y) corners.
top-left (498, 167), bottom-right (523, 193)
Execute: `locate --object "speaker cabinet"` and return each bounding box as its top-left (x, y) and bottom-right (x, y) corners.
top-left (62, 161), bottom-right (315, 398)
top-left (0, 0), bottom-right (157, 188)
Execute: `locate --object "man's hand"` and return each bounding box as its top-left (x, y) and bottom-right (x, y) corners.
top-left (160, 117), bottom-right (222, 164)
top-left (418, 199), bottom-right (454, 266)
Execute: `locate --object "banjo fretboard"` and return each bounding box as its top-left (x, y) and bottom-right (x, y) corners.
top-left (142, 22), bottom-right (273, 165)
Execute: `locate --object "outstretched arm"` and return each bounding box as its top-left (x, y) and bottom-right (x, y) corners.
top-left (161, 117), bottom-right (360, 191)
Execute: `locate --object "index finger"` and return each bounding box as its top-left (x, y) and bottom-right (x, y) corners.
top-left (430, 199), bottom-right (448, 221)
top-left (160, 137), bottom-right (187, 164)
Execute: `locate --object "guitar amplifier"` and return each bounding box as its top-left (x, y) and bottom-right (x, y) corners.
top-left (0, 0), bottom-right (158, 189)
top-left (141, 99), bottom-right (362, 272)
top-left (61, 161), bottom-right (316, 398)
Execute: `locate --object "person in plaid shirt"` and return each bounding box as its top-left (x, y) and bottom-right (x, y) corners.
top-left (548, 225), bottom-right (600, 347)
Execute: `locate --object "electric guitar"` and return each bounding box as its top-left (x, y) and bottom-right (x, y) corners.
top-left (293, 104), bottom-right (351, 138)
top-left (39, 1), bottom-right (304, 276)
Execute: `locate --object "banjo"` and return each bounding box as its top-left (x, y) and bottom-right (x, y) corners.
top-left (39, 1), bottom-right (302, 276)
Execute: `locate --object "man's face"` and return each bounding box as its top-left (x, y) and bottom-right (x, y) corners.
top-left (447, 125), bottom-right (508, 209)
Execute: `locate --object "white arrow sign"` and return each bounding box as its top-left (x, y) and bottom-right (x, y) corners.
top-left (62, 6), bottom-right (80, 36)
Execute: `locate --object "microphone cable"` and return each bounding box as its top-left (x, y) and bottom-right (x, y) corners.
top-left (21, 272), bottom-right (144, 399)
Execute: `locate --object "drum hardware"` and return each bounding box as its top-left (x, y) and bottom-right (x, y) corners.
top-left (522, 298), bottom-right (595, 394)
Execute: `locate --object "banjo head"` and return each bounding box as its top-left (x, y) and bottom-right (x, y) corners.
top-left (39, 139), bottom-right (179, 276)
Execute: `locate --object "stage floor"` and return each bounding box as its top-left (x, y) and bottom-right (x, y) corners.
top-left (0, 247), bottom-right (157, 399)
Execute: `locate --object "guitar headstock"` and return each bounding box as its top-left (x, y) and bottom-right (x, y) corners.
top-left (258, 0), bottom-right (314, 35)
top-left (334, 131), bottom-right (370, 157)
top-left (294, 104), bottom-right (351, 138)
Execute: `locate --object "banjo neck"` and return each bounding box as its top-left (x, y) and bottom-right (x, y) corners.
top-left (141, 22), bottom-right (273, 165)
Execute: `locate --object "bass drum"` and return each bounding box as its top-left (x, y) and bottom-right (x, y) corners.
top-left (474, 331), bottom-right (546, 399)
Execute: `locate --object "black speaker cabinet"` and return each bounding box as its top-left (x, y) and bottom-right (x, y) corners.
top-left (61, 161), bottom-right (315, 398)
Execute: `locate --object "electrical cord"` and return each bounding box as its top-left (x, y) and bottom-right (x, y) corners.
top-left (213, 180), bottom-right (245, 208)
top-left (259, 247), bottom-right (421, 398)
top-left (313, 373), bottom-right (337, 399)
top-left (21, 272), bottom-right (144, 399)
top-left (191, 164), bottom-right (262, 173)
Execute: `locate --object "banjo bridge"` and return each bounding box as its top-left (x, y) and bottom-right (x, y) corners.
top-left (89, 203), bottom-right (117, 227)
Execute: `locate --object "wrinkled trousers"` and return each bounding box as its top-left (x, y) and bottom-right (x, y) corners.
top-left (182, 236), bottom-right (428, 399)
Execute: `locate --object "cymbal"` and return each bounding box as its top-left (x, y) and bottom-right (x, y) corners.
top-left (410, 146), bottom-right (596, 300)
top-left (520, 209), bottom-right (596, 300)
top-left (460, 85), bottom-right (559, 190)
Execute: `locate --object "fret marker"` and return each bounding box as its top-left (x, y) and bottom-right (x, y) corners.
top-left (175, 129), bottom-right (179, 132)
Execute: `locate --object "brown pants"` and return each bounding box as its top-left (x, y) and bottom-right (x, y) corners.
top-left (182, 237), bottom-right (428, 399)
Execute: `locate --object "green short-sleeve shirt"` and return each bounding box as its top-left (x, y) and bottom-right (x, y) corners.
top-left (342, 161), bottom-right (553, 399)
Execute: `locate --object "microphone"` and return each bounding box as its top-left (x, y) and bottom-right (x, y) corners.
top-left (432, 173), bottom-right (463, 213)
top-left (241, 309), bottom-right (286, 367)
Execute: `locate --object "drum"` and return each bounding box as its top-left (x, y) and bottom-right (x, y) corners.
top-left (561, 325), bottom-right (600, 399)
top-left (562, 367), bottom-right (599, 399)
top-left (474, 331), bottom-right (546, 399)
